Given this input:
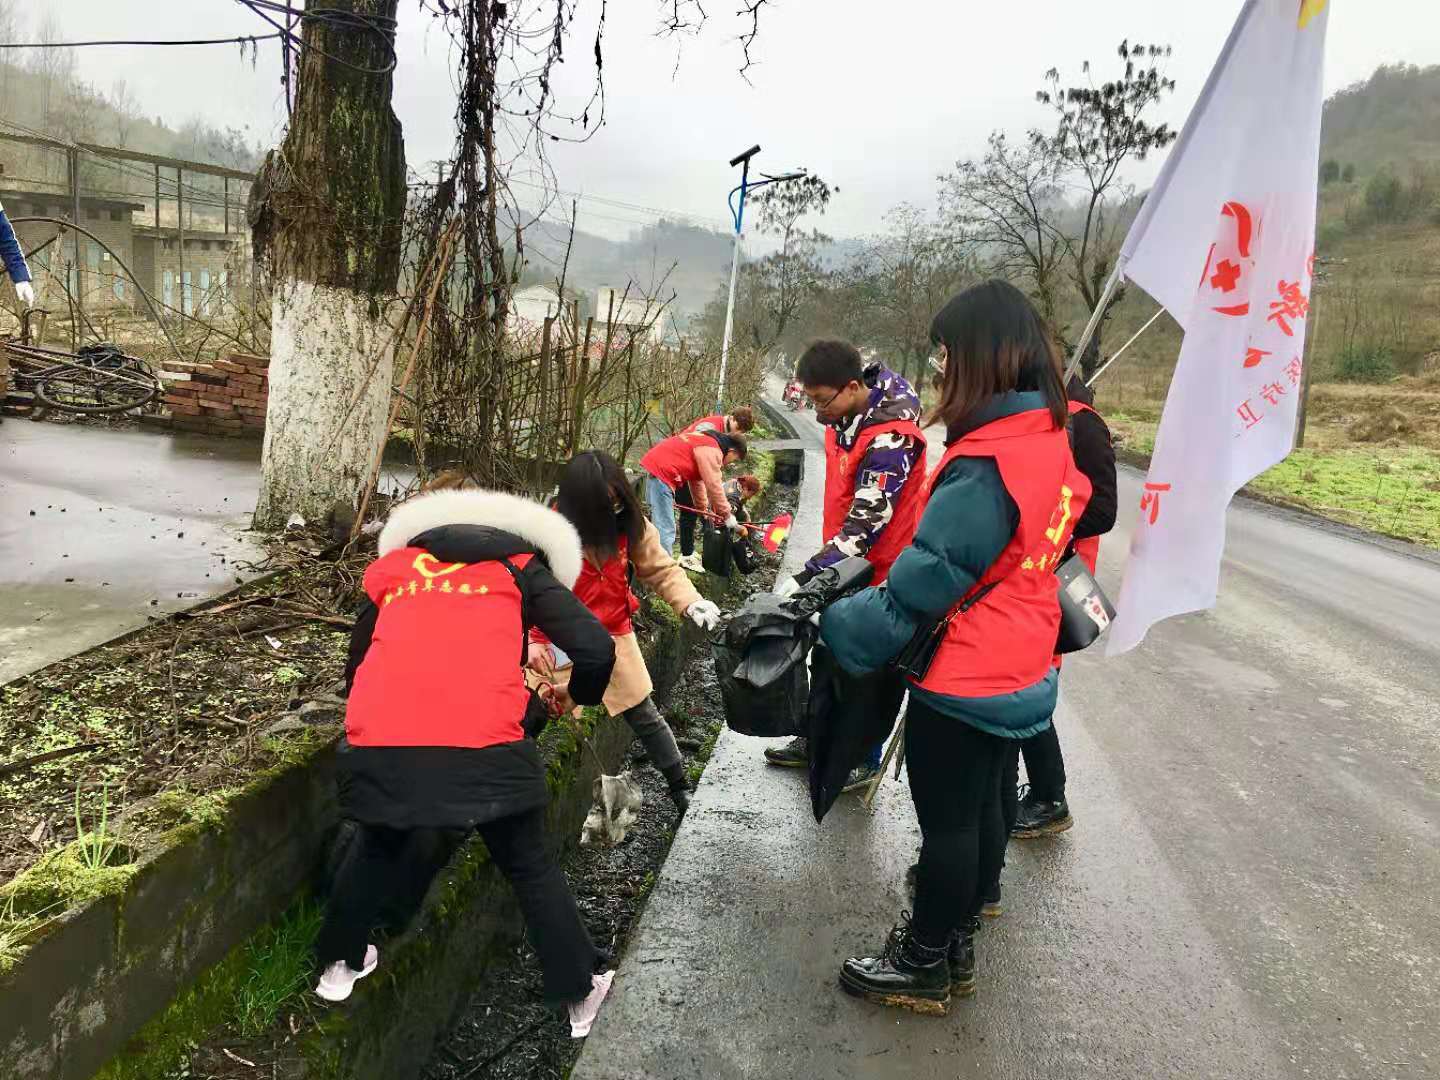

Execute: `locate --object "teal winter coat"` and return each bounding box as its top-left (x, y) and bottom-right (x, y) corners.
top-left (818, 392), bottom-right (1060, 738)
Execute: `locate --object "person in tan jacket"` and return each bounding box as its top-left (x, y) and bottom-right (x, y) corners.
top-left (530, 451), bottom-right (722, 810)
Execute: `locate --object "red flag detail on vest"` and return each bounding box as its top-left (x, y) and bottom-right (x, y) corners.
top-left (1106, 0), bottom-right (1328, 656)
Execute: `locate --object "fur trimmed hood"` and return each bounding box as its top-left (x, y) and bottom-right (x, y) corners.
top-left (377, 488), bottom-right (583, 588)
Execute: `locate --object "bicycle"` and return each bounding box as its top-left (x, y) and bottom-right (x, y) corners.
top-left (2, 309), bottom-right (162, 415)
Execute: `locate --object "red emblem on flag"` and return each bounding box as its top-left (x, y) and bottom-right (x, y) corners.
top-left (1198, 201), bottom-right (1259, 317)
top-left (761, 514), bottom-right (793, 553)
top-left (1140, 482), bottom-right (1171, 525)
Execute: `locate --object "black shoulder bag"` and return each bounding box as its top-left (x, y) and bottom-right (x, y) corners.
top-left (1053, 551), bottom-right (1115, 654)
top-left (889, 579), bottom-right (1001, 681)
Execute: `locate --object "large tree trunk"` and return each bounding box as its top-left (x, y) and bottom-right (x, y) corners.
top-left (250, 0), bottom-right (405, 530)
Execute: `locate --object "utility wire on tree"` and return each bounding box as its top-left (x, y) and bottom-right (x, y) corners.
top-left (248, 0), bottom-right (407, 532)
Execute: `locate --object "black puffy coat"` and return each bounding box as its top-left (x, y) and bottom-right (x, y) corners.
top-left (340, 489), bottom-right (615, 830)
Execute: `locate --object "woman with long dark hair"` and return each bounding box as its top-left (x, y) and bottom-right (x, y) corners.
top-left (818, 280), bottom-right (1093, 1013)
top-left (530, 450), bottom-right (721, 811)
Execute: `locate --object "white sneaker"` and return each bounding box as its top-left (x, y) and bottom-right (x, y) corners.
top-left (567, 970), bottom-right (616, 1038)
top-left (677, 553), bottom-right (704, 573)
top-left (314, 944), bottom-right (379, 1002)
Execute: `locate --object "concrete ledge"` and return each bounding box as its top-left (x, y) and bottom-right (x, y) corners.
top-left (1, 743), bottom-right (341, 1080)
top-left (2, 437), bottom-right (802, 1080)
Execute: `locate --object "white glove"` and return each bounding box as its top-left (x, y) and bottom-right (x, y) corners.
top-left (723, 514), bottom-right (741, 535)
top-left (15, 281), bottom-right (34, 307)
top-left (687, 599), bottom-right (721, 631)
top-left (775, 576), bottom-right (800, 598)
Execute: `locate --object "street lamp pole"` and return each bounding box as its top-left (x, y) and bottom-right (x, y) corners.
top-left (717, 145), bottom-right (759, 413)
top-left (716, 145), bottom-right (804, 411)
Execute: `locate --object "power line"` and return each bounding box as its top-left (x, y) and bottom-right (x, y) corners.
top-left (233, 0), bottom-right (398, 76)
top-left (507, 176), bottom-right (730, 231)
top-left (0, 118), bottom-right (253, 206)
top-left (0, 34), bottom-right (280, 50)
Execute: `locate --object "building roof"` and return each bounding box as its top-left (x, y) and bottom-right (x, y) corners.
top-left (133, 225), bottom-right (243, 242)
top-left (0, 187), bottom-right (146, 213)
top-left (515, 284), bottom-right (562, 302)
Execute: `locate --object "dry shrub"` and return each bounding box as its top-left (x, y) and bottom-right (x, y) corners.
top-left (1348, 405), bottom-right (1415, 444)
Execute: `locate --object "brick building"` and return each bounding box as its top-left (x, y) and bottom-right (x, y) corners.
top-left (0, 132), bottom-right (255, 321)
top-left (1, 188), bottom-right (145, 310)
top-left (2, 187), bottom-right (249, 318)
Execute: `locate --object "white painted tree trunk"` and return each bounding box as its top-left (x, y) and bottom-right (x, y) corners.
top-left (253, 278), bottom-right (395, 531)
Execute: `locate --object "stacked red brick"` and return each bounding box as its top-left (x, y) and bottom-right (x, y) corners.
top-left (149, 352), bottom-right (269, 437)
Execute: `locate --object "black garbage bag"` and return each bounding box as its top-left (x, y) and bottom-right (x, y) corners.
top-left (701, 521), bottom-right (734, 578)
top-left (711, 557), bottom-right (876, 739)
top-left (713, 592), bottom-right (815, 737)
top-left (807, 646), bottom-right (907, 823)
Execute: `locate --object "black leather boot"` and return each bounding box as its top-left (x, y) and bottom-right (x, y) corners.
top-left (949, 917), bottom-right (977, 996)
top-left (839, 916), bottom-right (951, 1015)
top-left (1012, 792), bottom-right (1073, 837)
top-left (661, 763), bottom-right (692, 813)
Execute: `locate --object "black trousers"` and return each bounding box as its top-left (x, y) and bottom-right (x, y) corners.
top-left (676, 484), bottom-right (698, 556)
top-left (316, 808), bottom-right (600, 1004)
top-left (905, 698), bottom-right (1007, 945)
top-left (1019, 716), bottom-right (1066, 802)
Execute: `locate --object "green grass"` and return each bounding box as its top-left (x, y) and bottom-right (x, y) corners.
top-left (232, 900), bottom-right (327, 1036)
top-left (1107, 424), bottom-right (1440, 549)
top-left (0, 892), bottom-right (59, 975)
top-left (94, 897), bottom-right (325, 1079)
top-left (1246, 447), bottom-right (1440, 546)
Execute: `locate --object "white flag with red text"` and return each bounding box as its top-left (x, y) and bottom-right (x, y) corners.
top-left (1107, 0), bottom-right (1330, 655)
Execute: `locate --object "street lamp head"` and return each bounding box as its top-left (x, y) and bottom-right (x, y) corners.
top-left (729, 145), bottom-right (762, 167)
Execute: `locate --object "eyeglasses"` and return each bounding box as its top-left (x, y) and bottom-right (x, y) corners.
top-left (809, 386), bottom-right (844, 413)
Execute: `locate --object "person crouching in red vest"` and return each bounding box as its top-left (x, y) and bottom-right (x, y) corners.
top-left (317, 472), bottom-right (619, 1038)
top-left (528, 450), bottom-right (721, 812)
top-left (675, 407), bottom-right (756, 566)
top-left (818, 281), bottom-right (1091, 1014)
top-left (763, 341), bottom-right (927, 793)
top-left (679, 404), bottom-right (755, 438)
top-left (639, 429), bottom-right (747, 559)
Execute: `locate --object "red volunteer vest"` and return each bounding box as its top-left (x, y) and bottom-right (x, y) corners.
top-left (572, 537), bottom-right (639, 637)
top-left (822, 420), bottom-right (927, 584)
top-left (915, 409), bottom-right (1092, 698)
top-left (1068, 400), bottom-right (1102, 573)
top-left (681, 413), bottom-right (726, 436)
top-left (347, 548), bottom-right (534, 749)
top-left (641, 431), bottom-right (711, 490)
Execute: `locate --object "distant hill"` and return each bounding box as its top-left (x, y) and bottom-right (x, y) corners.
top-left (1320, 63), bottom-right (1440, 179)
top-left (519, 217), bottom-right (735, 324)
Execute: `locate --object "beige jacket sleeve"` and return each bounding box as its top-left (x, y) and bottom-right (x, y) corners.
top-left (690, 444), bottom-right (729, 522)
top-left (633, 519), bottom-right (702, 616)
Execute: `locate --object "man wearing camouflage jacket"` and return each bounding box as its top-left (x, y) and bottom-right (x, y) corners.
top-left (765, 341), bottom-right (928, 788)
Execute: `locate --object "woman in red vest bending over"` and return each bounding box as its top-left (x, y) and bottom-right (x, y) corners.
top-left (818, 281), bottom-right (1091, 1014)
top-left (674, 407), bottom-right (755, 568)
top-left (680, 404), bottom-right (754, 438)
top-left (319, 473), bottom-right (618, 1038)
top-left (639, 429), bottom-right (747, 556)
top-left (529, 450), bottom-right (721, 811)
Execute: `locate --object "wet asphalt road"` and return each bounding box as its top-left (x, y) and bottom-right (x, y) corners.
top-left (0, 421), bottom-right (264, 682)
top-left (575, 385), bottom-right (1440, 1079)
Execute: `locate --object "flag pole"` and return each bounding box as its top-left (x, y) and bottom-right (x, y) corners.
top-left (1086, 307), bottom-right (1167, 387)
top-left (1063, 259), bottom-right (1126, 383)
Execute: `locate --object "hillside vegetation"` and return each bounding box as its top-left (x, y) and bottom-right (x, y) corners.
top-left (1094, 62), bottom-right (1440, 546)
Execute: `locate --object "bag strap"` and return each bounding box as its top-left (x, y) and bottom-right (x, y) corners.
top-left (934, 577), bottom-right (1002, 632)
top-left (496, 556), bottom-right (529, 667)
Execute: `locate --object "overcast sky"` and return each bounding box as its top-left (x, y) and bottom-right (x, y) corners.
top-left (24, 1), bottom-right (1440, 239)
